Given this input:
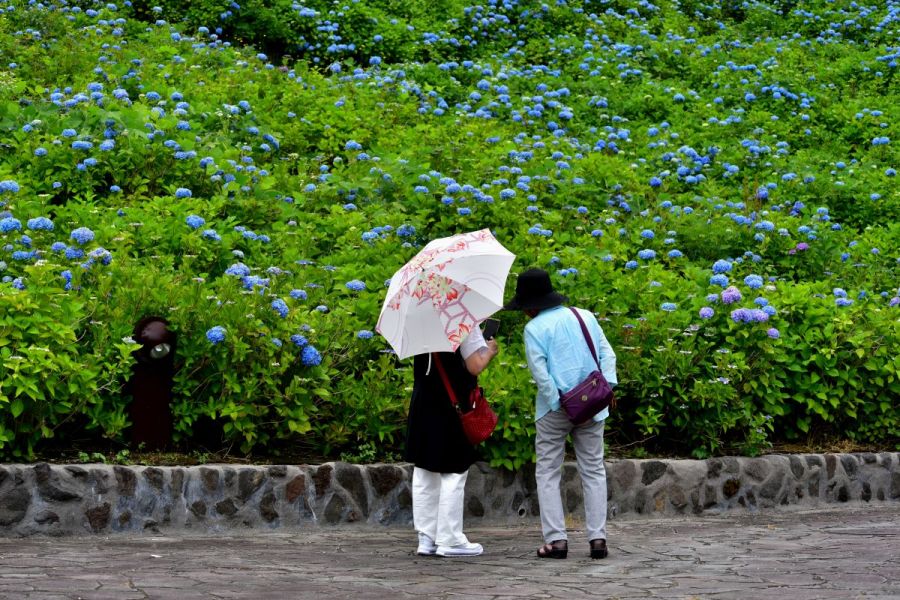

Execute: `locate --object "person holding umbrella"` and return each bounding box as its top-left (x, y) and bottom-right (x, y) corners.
top-left (376, 229), bottom-right (515, 557)
top-left (504, 268), bottom-right (617, 560)
top-left (405, 328), bottom-right (498, 557)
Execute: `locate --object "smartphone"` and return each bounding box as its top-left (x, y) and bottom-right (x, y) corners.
top-left (482, 318), bottom-right (500, 341)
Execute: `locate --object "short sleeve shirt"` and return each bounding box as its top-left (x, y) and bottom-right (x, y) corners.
top-left (459, 325), bottom-right (487, 360)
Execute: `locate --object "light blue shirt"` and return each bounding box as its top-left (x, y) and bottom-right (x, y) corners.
top-left (524, 305), bottom-right (618, 423)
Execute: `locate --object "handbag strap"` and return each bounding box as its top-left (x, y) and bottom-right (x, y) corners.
top-left (569, 307), bottom-right (600, 369)
top-left (432, 353), bottom-right (460, 409)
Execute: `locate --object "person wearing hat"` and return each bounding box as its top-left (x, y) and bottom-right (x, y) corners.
top-left (504, 268), bottom-right (617, 560)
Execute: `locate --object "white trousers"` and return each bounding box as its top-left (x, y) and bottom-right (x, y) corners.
top-left (412, 467), bottom-right (469, 547)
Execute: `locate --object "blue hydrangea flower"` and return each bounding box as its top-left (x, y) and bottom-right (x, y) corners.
top-left (301, 345), bottom-right (322, 366)
top-left (699, 307), bottom-right (714, 319)
top-left (640, 229), bottom-right (655, 239)
top-left (357, 330), bottom-right (374, 340)
top-left (667, 250), bottom-right (683, 259)
top-left (833, 288), bottom-right (848, 298)
top-left (750, 309), bottom-right (769, 322)
top-left (51, 242), bottom-right (67, 252)
top-left (637, 249), bottom-right (656, 260)
top-left (767, 328), bottom-right (780, 339)
top-left (290, 334), bottom-right (308, 347)
top-left (0, 217), bottom-right (22, 233)
top-left (290, 289), bottom-right (308, 301)
top-left (835, 298), bottom-right (853, 307)
top-left (625, 260), bottom-right (638, 270)
top-left (175, 188), bottom-right (192, 199)
top-left (710, 274), bottom-right (729, 287)
top-left (185, 215), bottom-right (205, 229)
top-left (271, 298), bottom-right (289, 318)
top-left (0, 180), bottom-right (21, 194)
top-left (744, 275), bottom-right (764, 289)
top-left (206, 326), bottom-right (226, 344)
top-left (225, 262), bottom-right (251, 277)
top-left (712, 259), bottom-right (733, 274)
top-left (70, 227), bottom-right (95, 245)
top-left (730, 308), bottom-right (753, 323)
top-left (202, 229), bottom-right (221, 241)
top-left (660, 302), bottom-right (677, 312)
top-left (345, 280), bottom-right (366, 292)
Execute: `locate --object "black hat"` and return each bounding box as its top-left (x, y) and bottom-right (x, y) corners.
top-left (503, 268), bottom-right (568, 311)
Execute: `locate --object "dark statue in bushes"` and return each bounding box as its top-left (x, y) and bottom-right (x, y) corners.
top-left (127, 316), bottom-right (177, 450)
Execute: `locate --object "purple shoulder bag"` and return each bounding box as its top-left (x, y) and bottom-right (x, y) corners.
top-left (558, 308), bottom-right (616, 424)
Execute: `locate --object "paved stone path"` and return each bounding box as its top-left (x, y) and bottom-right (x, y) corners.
top-left (0, 504), bottom-right (897, 599)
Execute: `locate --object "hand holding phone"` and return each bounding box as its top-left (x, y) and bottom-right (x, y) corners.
top-left (482, 318), bottom-right (500, 341)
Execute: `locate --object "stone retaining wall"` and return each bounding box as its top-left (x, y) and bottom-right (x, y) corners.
top-left (1, 453), bottom-right (898, 536)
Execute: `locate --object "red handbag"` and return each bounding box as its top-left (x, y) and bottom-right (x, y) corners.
top-left (433, 353), bottom-right (498, 446)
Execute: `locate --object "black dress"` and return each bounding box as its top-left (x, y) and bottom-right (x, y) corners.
top-left (404, 351), bottom-right (479, 474)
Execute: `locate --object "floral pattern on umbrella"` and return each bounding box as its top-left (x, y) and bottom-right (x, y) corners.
top-left (376, 229), bottom-right (515, 359)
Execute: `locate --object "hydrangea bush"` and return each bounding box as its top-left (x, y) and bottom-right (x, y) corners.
top-left (0, 0), bottom-right (898, 463)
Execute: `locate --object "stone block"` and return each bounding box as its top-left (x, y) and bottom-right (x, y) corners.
top-left (237, 469), bottom-right (266, 502)
top-left (143, 467), bottom-right (164, 491)
top-left (260, 492), bottom-right (278, 522)
top-left (759, 471), bottom-right (785, 500)
top-left (86, 503), bottom-right (111, 532)
top-left (743, 458), bottom-right (770, 482)
top-left (789, 456), bottom-right (805, 480)
top-left (200, 467), bottom-right (219, 492)
top-left (190, 500), bottom-right (207, 518)
top-left (840, 455), bottom-right (859, 479)
top-left (467, 496), bottom-right (484, 518)
top-left (723, 478), bottom-right (740, 499)
top-left (0, 487), bottom-right (30, 526)
top-left (35, 463), bottom-right (82, 502)
top-left (171, 469), bottom-right (185, 499)
top-left (215, 499), bottom-right (237, 517)
top-left (641, 461), bottom-right (667, 485)
top-left (825, 454), bottom-right (837, 480)
top-left (268, 465), bottom-right (288, 478)
top-left (324, 494), bottom-right (346, 524)
top-left (285, 474), bottom-right (307, 503)
top-left (313, 464), bottom-right (333, 498)
top-left (335, 463), bottom-right (368, 516)
top-left (368, 465), bottom-right (404, 496)
top-left (610, 460), bottom-right (637, 490)
top-left (114, 466), bottom-right (136, 497)
top-left (34, 510), bottom-right (59, 525)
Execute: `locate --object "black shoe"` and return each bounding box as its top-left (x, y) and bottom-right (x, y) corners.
top-left (537, 539), bottom-right (568, 559)
top-left (590, 539), bottom-right (608, 559)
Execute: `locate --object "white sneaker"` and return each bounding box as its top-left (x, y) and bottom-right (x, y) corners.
top-left (436, 542), bottom-right (483, 557)
top-left (416, 533), bottom-right (437, 556)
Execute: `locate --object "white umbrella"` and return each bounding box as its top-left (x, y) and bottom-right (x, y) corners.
top-left (376, 229), bottom-right (515, 359)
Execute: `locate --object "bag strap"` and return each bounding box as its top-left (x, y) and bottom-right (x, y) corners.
top-left (569, 307), bottom-right (600, 369)
top-left (432, 353), bottom-right (460, 409)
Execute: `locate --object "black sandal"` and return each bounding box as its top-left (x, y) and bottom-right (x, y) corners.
top-left (590, 538), bottom-right (608, 559)
top-left (537, 539), bottom-right (568, 559)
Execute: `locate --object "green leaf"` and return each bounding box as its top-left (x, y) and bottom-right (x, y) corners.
top-left (10, 399), bottom-right (24, 418)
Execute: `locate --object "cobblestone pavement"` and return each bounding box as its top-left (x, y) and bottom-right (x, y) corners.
top-left (0, 504), bottom-right (897, 600)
